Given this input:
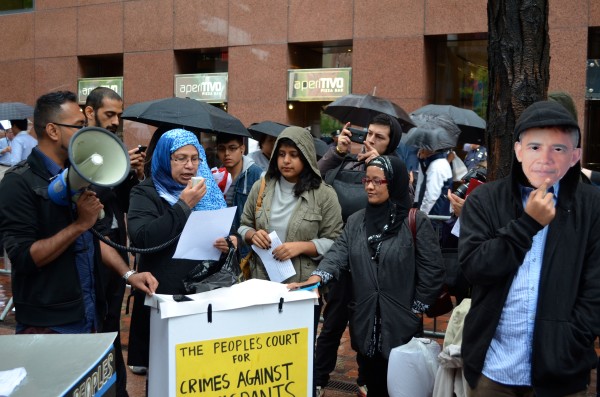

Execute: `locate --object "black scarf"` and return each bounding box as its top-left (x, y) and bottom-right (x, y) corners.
top-left (365, 156), bottom-right (411, 262)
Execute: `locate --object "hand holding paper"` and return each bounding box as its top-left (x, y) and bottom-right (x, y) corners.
top-left (173, 207), bottom-right (236, 261)
top-left (252, 231), bottom-right (296, 283)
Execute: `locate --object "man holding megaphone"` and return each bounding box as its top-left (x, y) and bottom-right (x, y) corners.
top-left (0, 91), bottom-right (158, 339)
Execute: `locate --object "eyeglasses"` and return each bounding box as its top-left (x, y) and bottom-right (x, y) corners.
top-left (216, 145), bottom-right (241, 153)
top-left (171, 156), bottom-right (201, 165)
top-left (361, 177), bottom-right (388, 186)
top-left (51, 122), bottom-right (85, 130)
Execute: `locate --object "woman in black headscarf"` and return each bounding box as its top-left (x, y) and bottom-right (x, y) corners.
top-left (289, 155), bottom-right (445, 396)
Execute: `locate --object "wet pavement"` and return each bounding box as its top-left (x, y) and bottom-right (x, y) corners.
top-left (1, 269), bottom-right (598, 396)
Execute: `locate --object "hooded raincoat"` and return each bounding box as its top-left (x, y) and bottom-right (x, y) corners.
top-left (238, 126), bottom-right (343, 282)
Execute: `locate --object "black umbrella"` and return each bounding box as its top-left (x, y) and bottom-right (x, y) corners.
top-left (247, 121), bottom-right (288, 141)
top-left (0, 102), bottom-right (33, 120)
top-left (411, 104), bottom-right (486, 145)
top-left (401, 113), bottom-right (461, 152)
top-left (122, 97), bottom-right (250, 137)
top-left (313, 137), bottom-right (329, 160)
top-left (324, 93), bottom-right (415, 131)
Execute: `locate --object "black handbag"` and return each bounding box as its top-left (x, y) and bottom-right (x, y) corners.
top-left (182, 237), bottom-right (241, 293)
top-left (408, 208), bottom-right (454, 318)
top-left (324, 155), bottom-right (368, 222)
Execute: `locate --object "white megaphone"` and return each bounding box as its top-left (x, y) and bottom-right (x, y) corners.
top-left (48, 126), bottom-right (131, 217)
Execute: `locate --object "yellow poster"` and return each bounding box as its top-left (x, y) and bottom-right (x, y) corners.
top-left (175, 328), bottom-right (308, 396)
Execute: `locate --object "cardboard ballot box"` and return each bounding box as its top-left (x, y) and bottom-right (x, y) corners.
top-left (0, 332), bottom-right (117, 396)
top-left (145, 279), bottom-right (318, 397)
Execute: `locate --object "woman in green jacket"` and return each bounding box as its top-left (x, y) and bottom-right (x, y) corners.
top-left (238, 125), bottom-right (343, 326)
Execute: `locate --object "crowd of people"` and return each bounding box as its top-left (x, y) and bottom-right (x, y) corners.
top-left (1, 87), bottom-right (600, 397)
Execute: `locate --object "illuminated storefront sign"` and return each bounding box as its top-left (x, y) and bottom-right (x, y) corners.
top-left (175, 73), bottom-right (228, 103)
top-left (287, 68), bottom-right (352, 101)
top-left (77, 77), bottom-right (123, 105)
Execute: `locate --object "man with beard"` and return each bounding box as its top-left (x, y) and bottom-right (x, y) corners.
top-left (85, 87), bottom-right (146, 396)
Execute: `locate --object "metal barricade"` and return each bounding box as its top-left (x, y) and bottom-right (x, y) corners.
top-left (0, 249), bottom-right (13, 321)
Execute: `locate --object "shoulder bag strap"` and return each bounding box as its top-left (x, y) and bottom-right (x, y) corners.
top-left (408, 207), bottom-right (417, 244)
top-left (240, 177), bottom-right (267, 281)
top-left (255, 177), bottom-right (266, 219)
top-left (326, 154), bottom-right (358, 182)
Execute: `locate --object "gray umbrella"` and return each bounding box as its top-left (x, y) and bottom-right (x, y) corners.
top-left (411, 104), bottom-right (486, 145)
top-left (0, 102), bottom-right (34, 120)
top-left (401, 113), bottom-right (461, 152)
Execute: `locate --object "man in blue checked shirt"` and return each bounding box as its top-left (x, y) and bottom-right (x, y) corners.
top-left (459, 101), bottom-right (600, 397)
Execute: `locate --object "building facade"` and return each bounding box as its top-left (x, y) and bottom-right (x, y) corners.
top-left (0, 1), bottom-right (599, 165)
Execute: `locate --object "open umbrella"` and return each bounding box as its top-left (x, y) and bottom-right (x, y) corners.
top-left (313, 137), bottom-right (329, 160)
top-left (122, 97), bottom-right (250, 137)
top-left (401, 113), bottom-right (461, 152)
top-left (247, 121), bottom-right (288, 141)
top-left (0, 102), bottom-right (33, 120)
top-left (411, 104), bottom-right (486, 145)
top-left (324, 94), bottom-right (415, 132)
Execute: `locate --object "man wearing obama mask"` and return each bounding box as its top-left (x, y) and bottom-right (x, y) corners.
top-left (459, 100), bottom-right (600, 397)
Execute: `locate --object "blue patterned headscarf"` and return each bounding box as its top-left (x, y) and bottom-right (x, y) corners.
top-left (151, 129), bottom-right (226, 211)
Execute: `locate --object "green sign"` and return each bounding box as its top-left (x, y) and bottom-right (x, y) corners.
top-left (287, 68), bottom-right (352, 101)
top-left (77, 77), bottom-right (123, 105)
top-left (174, 73), bottom-right (228, 103)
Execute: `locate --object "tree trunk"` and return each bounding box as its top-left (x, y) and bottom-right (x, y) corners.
top-left (487, 0), bottom-right (550, 180)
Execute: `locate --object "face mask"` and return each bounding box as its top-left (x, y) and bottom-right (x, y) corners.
top-left (463, 143), bottom-right (472, 152)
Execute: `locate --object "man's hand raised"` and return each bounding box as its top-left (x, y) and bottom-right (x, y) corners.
top-left (524, 179), bottom-right (556, 226)
top-left (357, 140), bottom-right (380, 164)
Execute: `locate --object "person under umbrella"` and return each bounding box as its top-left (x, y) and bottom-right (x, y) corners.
top-left (8, 119), bottom-right (37, 166)
top-left (287, 155), bottom-right (444, 396)
top-left (126, 128), bottom-right (237, 373)
top-left (315, 113), bottom-right (404, 396)
top-left (406, 113), bottom-right (461, 216)
top-left (0, 127), bottom-right (15, 180)
top-left (247, 121), bottom-right (288, 171)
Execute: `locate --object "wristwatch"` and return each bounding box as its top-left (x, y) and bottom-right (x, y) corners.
top-left (335, 146), bottom-right (345, 156)
top-left (123, 270), bottom-right (138, 284)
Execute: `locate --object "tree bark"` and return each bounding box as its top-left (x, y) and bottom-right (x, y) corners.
top-left (487, 0), bottom-right (550, 180)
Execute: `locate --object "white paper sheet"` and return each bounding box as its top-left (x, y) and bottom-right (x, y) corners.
top-left (451, 218), bottom-right (460, 237)
top-left (0, 367), bottom-right (26, 396)
top-left (251, 231), bottom-right (296, 283)
top-left (173, 206), bottom-right (236, 261)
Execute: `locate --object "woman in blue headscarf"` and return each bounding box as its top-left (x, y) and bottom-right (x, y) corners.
top-left (126, 128), bottom-right (235, 370)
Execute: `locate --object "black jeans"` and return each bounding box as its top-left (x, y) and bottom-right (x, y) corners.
top-left (359, 351), bottom-right (389, 396)
top-left (314, 270), bottom-right (365, 387)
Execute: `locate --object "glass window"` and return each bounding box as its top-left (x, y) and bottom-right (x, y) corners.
top-left (0, 0), bottom-right (33, 13)
top-left (433, 37), bottom-right (488, 120)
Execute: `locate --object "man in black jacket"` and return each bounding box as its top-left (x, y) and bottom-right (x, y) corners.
top-left (459, 101), bottom-right (600, 397)
top-left (0, 90), bottom-right (157, 339)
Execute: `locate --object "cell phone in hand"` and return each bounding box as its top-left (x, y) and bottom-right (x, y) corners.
top-left (348, 127), bottom-right (367, 144)
top-left (137, 145), bottom-right (148, 153)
